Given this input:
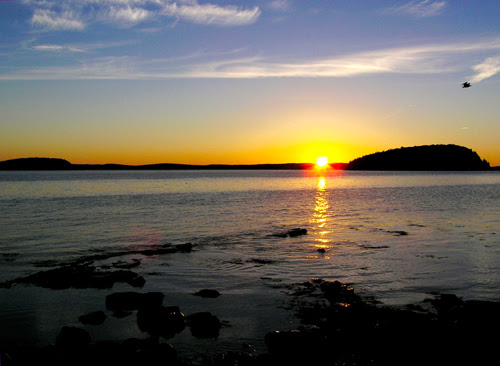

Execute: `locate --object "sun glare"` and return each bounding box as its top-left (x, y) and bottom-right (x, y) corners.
top-left (316, 156), bottom-right (329, 168)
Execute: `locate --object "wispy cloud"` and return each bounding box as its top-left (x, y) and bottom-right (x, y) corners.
top-left (32, 44), bottom-right (85, 52)
top-left (385, 1), bottom-right (446, 17)
top-left (161, 1), bottom-right (260, 26)
top-left (3, 39), bottom-right (500, 81)
top-left (103, 6), bottom-right (153, 26)
top-left (170, 39), bottom-right (500, 79)
top-left (268, 0), bottom-right (292, 12)
top-left (469, 56), bottom-right (500, 83)
top-left (23, 0), bottom-right (261, 30)
top-left (31, 9), bottom-right (86, 31)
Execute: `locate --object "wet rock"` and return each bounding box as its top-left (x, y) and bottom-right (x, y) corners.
top-left (387, 230), bottom-right (408, 236)
top-left (137, 306), bottom-right (185, 338)
top-left (2, 265), bottom-right (146, 290)
top-left (287, 228), bottom-right (307, 237)
top-left (128, 275), bottom-right (146, 288)
top-left (79, 310), bottom-right (106, 325)
top-left (319, 280), bottom-right (362, 306)
top-left (247, 258), bottom-right (279, 265)
top-left (106, 291), bottom-right (164, 312)
top-left (193, 289), bottom-right (221, 298)
top-left (175, 243), bottom-right (193, 253)
top-left (112, 259), bottom-right (141, 269)
top-left (186, 312), bottom-right (222, 338)
top-left (29, 243), bottom-right (193, 269)
top-left (270, 228), bottom-right (308, 238)
top-left (56, 326), bottom-right (91, 350)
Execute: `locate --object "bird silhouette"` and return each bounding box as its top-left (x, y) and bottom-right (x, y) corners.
top-left (462, 82), bottom-right (471, 88)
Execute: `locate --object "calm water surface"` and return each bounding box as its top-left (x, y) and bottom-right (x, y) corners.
top-left (0, 170), bottom-right (499, 354)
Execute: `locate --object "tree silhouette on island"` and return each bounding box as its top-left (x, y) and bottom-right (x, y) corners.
top-left (0, 145), bottom-right (493, 171)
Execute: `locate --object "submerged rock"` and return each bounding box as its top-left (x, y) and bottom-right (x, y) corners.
top-left (1, 265), bottom-right (145, 290)
top-left (270, 228), bottom-right (308, 238)
top-left (193, 289), bottom-right (220, 299)
top-left (193, 289), bottom-right (221, 298)
top-left (112, 259), bottom-right (141, 269)
top-left (387, 230), bottom-right (409, 236)
top-left (79, 310), bottom-right (106, 325)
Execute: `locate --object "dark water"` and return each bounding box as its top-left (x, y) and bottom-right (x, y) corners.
top-left (0, 170), bottom-right (498, 355)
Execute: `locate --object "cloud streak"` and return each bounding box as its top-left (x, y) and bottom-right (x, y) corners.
top-left (24, 0), bottom-right (261, 30)
top-left (469, 56), bottom-right (500, 83)
top-left (2, 39), bottom-right (500, 81)
top-left (32, 44), bottom-right (85, 52)
top-left (385, 1), bottom-right (446, 17)
top-left (103, 6), bottom-right (153, 25)
top-left (31, 9), bottom-right (86, 31)
top-left (161, 2), bottom-right (260, 26)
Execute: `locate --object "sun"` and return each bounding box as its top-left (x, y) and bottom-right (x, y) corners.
top-left (316, 156), bottom-right (329, 168)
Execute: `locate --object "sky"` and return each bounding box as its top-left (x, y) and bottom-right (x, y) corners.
top-left (0, 0), bottom-right (499, 166)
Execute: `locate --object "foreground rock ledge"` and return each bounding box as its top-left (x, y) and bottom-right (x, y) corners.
top-left (1, 279), bottom-right (498, 366)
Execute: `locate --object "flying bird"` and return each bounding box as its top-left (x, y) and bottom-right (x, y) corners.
top-left (462, 82), bottom-right (471, 88)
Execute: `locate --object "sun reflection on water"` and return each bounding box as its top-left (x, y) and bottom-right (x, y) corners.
top-left (311, 176), bottom-right (331, 256)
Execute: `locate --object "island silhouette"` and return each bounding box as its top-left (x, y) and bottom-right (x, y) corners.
top-left (345, 144), bottom-right (490, 171)
top-left (0, 145), bottom-right (493, 171)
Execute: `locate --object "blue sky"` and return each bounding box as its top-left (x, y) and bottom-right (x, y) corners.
top-left (1, 1), bottom-right (499, 165)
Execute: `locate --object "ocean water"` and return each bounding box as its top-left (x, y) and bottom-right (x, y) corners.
top-left (0, 170), bottom-right (499, 355)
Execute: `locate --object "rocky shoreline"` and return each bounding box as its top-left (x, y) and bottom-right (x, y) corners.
top-left (1, 230), bottom-right (498, 365)
top-left (1, 277), bottom-right (498, 366)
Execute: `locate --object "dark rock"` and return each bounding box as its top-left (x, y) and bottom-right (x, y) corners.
top-left (287, 228), bottom-right (307, 237)
top-left (112, 259), bottom-right (141, 269)
top-left (79, 310), bottom-right (106, 325)
top-left (247, 258), bottom-right (279, 265)
top-left (193, 289), bottom-right (221, 298)
top-left (106, 291), bottom-right (164, 312)
top-left (316, 248), bottom-right (326, 253)
top-left (28, 243), bottom-right (193, 270)
top-left (186, 312), bottom-right (222, 338)
top-left (319, 280), bottom-right (361, 306)
top-left (56, 326), bottom-right (91, 350)
top-left (387, 230), bottom-right (408, 236)
top-left (128, 275), bottom-right (146, 288)
top-left (5, 265), bottom-right (146, 290)
top-left (270, 228), bottom-right (308, 238)
top-left (137, 306), bottom-right (185, 338)
top-left (175, 243), bottom-right (193, 253)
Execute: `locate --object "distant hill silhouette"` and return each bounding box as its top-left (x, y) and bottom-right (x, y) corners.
top-left (346, 145), bottom-right (490, 171)
top-left (0, 158), bottom-right (314, 171)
